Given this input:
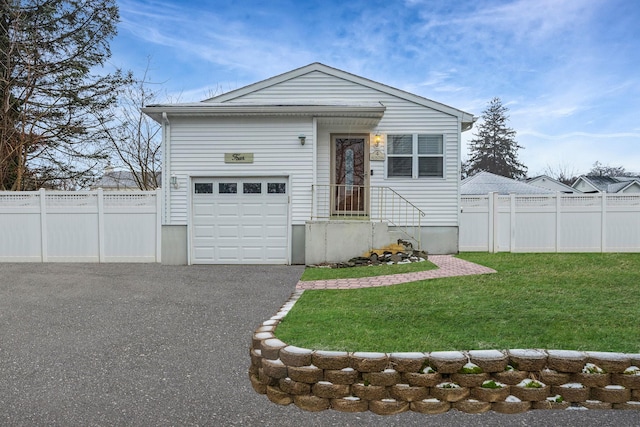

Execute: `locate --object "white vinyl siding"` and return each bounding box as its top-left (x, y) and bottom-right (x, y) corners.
top-left (167, 116), bottom-right (313, 225)
top-left (168, 70), bottom-right (463, 227)
top-left (230, 71), bottom-right (460, 226)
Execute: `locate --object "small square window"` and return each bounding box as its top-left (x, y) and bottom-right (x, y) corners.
top-left (387, 135), bottom-right (413, 154)
top-left (243, 183), bottom-right (262, 194)
top-left (268, 183), bottom-right (286, 194)
top-left (387, 157), bottom-right (412, 177)
top-left (419, 157), bottom-right (443, 177)
top-left (194, 183), bottom-right (213, 194)
top-left (418, 135), bottom-right (443, 155)
top-left (219, 183), bottom-right (237, 194)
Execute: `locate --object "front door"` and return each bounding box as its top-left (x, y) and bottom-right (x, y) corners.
top-left (332, 134), bottom-right (369, 215)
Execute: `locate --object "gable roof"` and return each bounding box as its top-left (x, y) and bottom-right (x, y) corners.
top-left (526, 175), bottom-right (578, 193)
top-left (462, 171), bottom-right (553, 195)
top-left (143, 63), bottom-right (475, 128)
top-left (572, 175), bottom-right (640, 193)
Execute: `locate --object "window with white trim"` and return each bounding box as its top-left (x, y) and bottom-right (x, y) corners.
top-left (387, 134), bottom-right (444, 178)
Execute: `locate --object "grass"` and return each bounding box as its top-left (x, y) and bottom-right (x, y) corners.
top-left (276, 253), bottom-right (640, 353)
top-left (300, 259), bottom-right (437, 281)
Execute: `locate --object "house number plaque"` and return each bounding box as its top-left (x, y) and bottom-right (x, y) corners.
top-left (224, 153), bottom-right (254, 163)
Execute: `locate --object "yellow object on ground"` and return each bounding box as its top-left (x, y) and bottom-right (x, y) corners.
top-left (364, 243), bottom-right (406, 257)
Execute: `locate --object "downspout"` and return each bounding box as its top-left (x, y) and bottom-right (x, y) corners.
top-left (312, 117), bottom-right (318, 219)
top-left (162, 112), bottom-right (171, 224)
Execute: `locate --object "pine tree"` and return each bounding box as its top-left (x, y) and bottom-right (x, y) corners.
top-left (0, 0), bottom-right (131, 190)
top-left (467, 97), bottom-right (527, 179)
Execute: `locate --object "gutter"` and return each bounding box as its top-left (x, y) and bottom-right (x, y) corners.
top-left (162, 112), bottom-right (171, 224)
top-left (142, 104), bottom-right (386, 122)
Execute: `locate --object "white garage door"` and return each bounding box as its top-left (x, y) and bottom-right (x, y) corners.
top-left (191, 177), bottom-right (289, 264)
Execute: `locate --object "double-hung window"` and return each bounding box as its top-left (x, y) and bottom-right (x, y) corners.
top-left (387, 134), bottom-right (444, 178)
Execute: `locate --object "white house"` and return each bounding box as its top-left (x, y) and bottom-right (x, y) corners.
top-left (143, 63), bottom-right (475, 265)
top-left (572, 175), bottom-right (640, 194)
top-left (462, 171), bottom-right (554, 195)
top-left (526, 175), bottom-right (578, 193)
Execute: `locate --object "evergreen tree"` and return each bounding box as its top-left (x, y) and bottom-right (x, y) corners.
top-left (0, 0), bottom-right (130, 190)
top-left (467, 97), bottom-right (527, 179)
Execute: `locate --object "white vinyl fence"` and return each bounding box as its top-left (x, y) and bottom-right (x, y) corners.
top-left (0, 189), bottom-right (161, 262)
top-left (460, 193), bottom-right (640, 253)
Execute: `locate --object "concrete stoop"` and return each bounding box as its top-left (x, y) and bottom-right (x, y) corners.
top-left (304, 220), bottom-right (418, 266)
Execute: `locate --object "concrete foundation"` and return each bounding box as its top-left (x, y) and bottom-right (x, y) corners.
top-left (161, 225), bottom-right (188, 265)
top-left (305, 222), bottom-right (459, 265)
top-left (305, 221), bottom-right (402, 265)
top-left (291, 225), bottom-right (306, 265)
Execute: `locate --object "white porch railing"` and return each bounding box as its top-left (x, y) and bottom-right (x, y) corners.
top-left (311, 184), bottom-right (426, 249)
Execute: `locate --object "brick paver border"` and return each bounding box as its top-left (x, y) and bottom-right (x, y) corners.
top-left (296, 255), bottom-right (496, 290)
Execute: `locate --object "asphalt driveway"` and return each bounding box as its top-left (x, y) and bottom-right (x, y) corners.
top-left (0, 263), bottom-right (636, 426)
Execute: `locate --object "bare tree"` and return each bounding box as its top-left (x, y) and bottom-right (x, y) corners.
top-left (543, 162), bottom-right (580, 185)
top-left (100, 59), bottom-right (163, 190)
top-left (588, 161), bottom-right (633, 177)
top-left (0, 0), bottom-right (130, 190)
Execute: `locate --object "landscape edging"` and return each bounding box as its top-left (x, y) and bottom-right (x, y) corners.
top-left (249, 290), bottom-right (640, 415)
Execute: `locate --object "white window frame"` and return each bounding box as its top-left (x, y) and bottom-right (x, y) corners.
top-left (386, 134), bottom-right (444, 178)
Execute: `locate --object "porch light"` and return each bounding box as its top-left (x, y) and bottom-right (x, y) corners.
top-left (170, 174), bottom-right (178, 189)
top-left (298, 134), bottom-right (306, 145)
top-left (374, 132), bottom-right (381, 147)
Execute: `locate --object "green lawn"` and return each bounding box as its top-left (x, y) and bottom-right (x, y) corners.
top-left (300, 258), bottom-right (437, 281)
top-left (276, 253), bottom-right (640, 353)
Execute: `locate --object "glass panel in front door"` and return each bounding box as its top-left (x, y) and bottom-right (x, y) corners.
top-left (335, 137), bottom-right (366, 213)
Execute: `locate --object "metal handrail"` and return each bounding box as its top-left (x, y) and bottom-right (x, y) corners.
top-left (311, 184), bottom-right (425, 249)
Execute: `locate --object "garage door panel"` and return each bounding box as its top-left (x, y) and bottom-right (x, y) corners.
top-left (191, 177), bottom-right (289, 264)
top-left (194, 225), bottom-right (215, 238)
top-left (266, 225), bottom-right (287, 238)
top-left (217, 225), bottom-right (240, 238)
top-left (217, 203), bottom-right (241, 217)
top-left (265, 251), bottom-right (288, 261)
top-left (242, 232), bottom-right (265, 240)
top-left (242, 247), bottom-right (265, 260)
top-left (193, 204), bottom-right (214, 216)
top-left (242, 203), bottom-right (264, 217)
top-left (216, 246), bottom-right (240, 259)
top-left (193, 247), bottom-right (215, 260)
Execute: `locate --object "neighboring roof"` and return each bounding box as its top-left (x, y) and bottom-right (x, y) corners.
top-left (143, 63), bottom-right (475, 128)
top-left (462, 171), bottom-right (554, 195)
top-left (526, 175), bottom-right (578, 193)
top-left (571, 175), bottom-right (640, 193)
top-left (93, 170), bottom-right (161, 190)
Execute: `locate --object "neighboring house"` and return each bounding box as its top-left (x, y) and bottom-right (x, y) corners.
top-left (572, 175), bottom-right (640, 193)
top-left (92, 167), bottom-right (161, 190)
top-left (143, 63), bottom-right (475, 265)
top-left (462, 171), bottom-right (553, 195)
top-left (526, 175), bottom-right (579, 193)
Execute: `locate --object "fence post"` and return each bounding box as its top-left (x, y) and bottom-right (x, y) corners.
top-left (510, 194), bottom-right (516, 252)
top-left (488, 192), bottom-right (495, 253)
top-left (601, 193), bottom-right (607, 252)
top-left (39, 188), bottom-right (48, 262)
top-left (156, 188), bottom-right (162, 263)
top-left (97, 188), bottom-right (105, 262)
top-left (555, 192), bottom-right (561, 252)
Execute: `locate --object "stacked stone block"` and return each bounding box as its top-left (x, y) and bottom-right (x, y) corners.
top-left (249, 292), bottom-right (640, 415)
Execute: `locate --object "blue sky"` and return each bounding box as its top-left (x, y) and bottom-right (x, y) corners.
top-left (111, 0), bottom-right (640, 176)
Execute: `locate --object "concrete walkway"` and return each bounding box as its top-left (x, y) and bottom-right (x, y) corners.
top-left (296, 255), bottom-right (497, 290)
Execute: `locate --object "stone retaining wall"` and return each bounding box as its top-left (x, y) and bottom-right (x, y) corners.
top-left (249, 291), bottom-right (640, 415)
